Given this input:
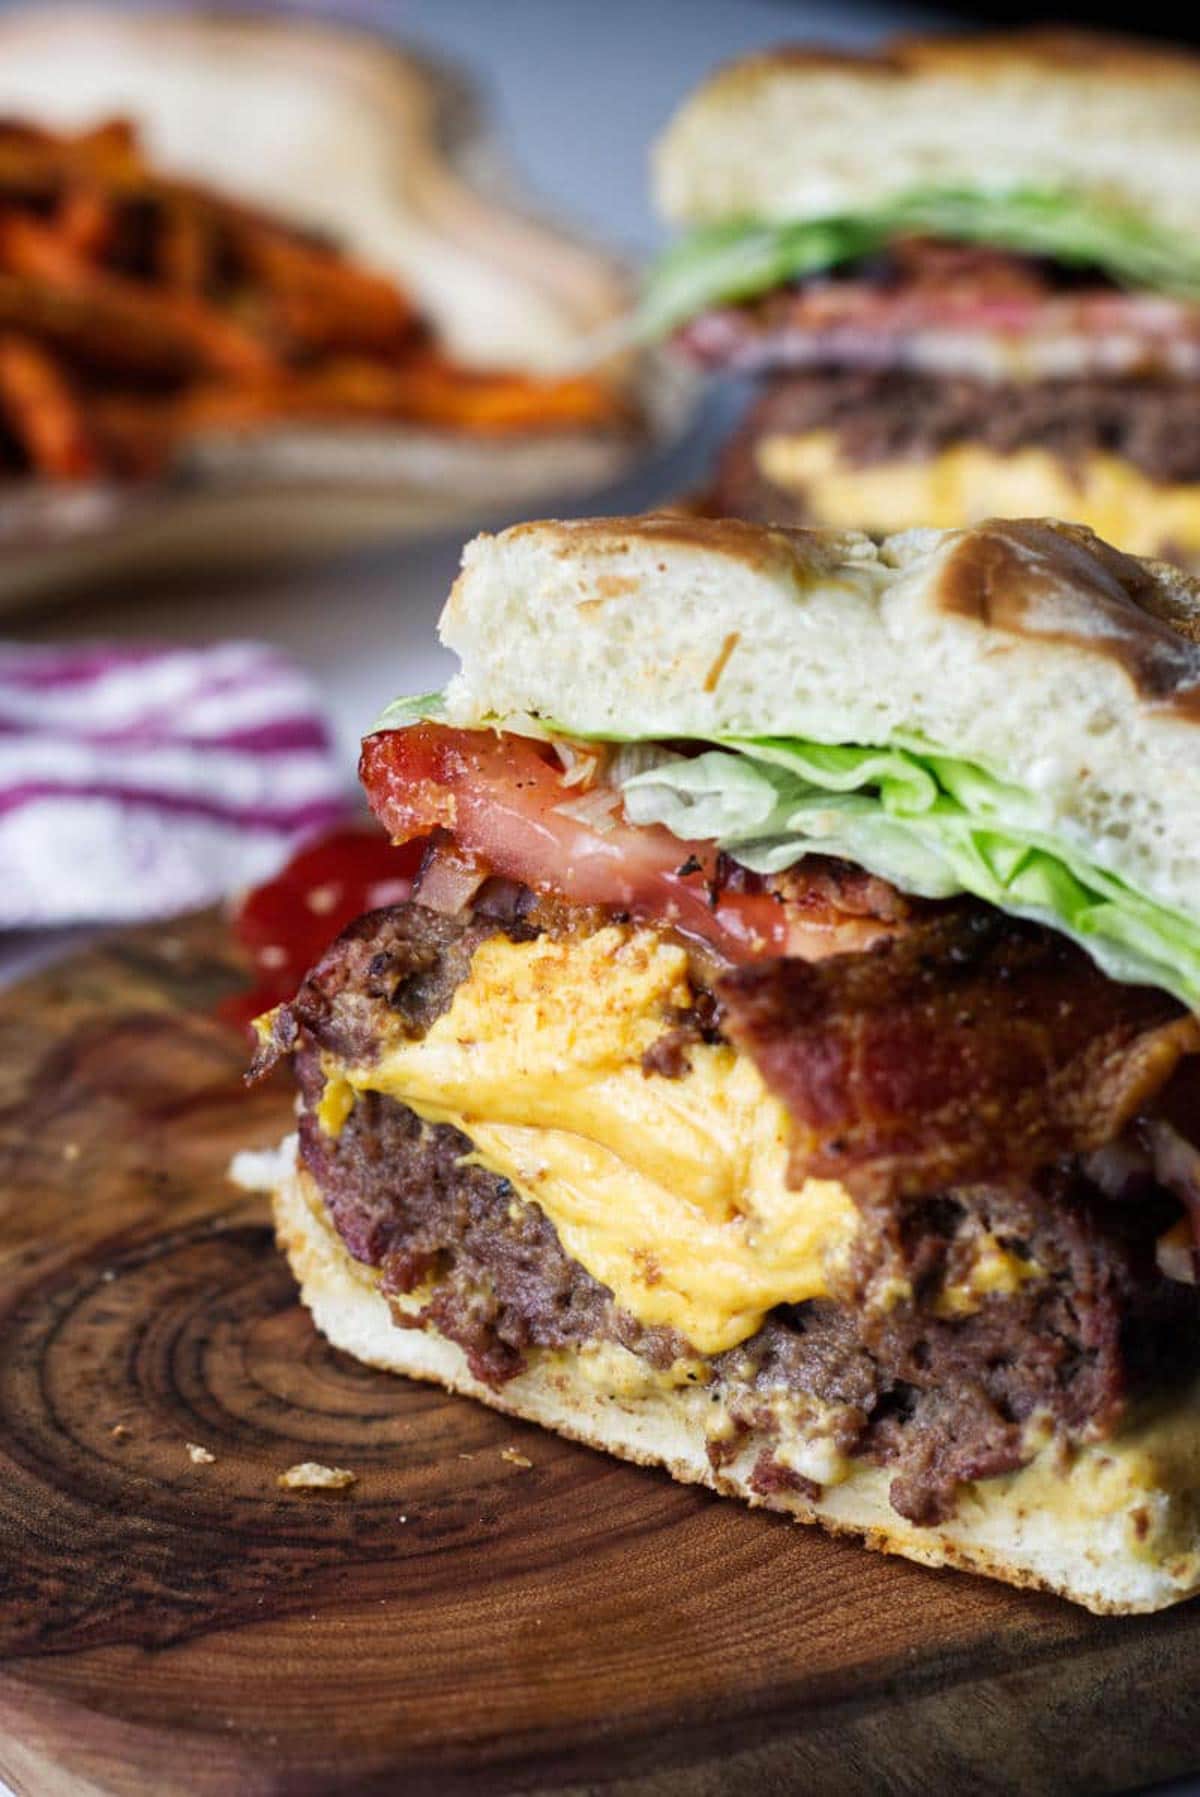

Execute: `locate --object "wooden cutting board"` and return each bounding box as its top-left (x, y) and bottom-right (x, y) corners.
top-left (0, 911), bottom-right (1198, 1797)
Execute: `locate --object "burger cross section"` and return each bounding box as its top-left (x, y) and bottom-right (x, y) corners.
top-left (251, 512), bottom-right (1200, 1615)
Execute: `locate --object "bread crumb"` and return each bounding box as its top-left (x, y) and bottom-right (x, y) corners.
top-left (62, 1142), bottom-right (80, 1162)
top-left (278, 1462), bottom-right (357, 1492)
top-left (110, 1423), bottom-right (130, 1441)
top-left (500, 1447), bottom-right (533, 1470)
top-left (187, 1443), bottom-right (215, 1465)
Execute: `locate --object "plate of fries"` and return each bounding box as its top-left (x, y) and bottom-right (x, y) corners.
top-left (0, 7), bottom-right (688, 608)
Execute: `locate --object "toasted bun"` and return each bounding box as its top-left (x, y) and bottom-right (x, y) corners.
top-left (439, 513), bottom-right (1200, 924)
top-left (654, 29), bottom-right (1200, 236)
top-left (271, 1144), bottom-right (1200, 1614)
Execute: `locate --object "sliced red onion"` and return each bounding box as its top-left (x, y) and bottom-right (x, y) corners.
top-left (1083, 1137), bottom-right (1153, 1201)
top-left (413, 846), bottom-right (489, 915)
top-left (550, 786), bottom-right (624, 834)
top-left (550, 739), bottom-right (604, 789)
top-left (1157, 1221), bottom-right (1198, 1287)
top-left (1146, 1119), bottom-right (1200, 1282)
top-left (1087, 1124), bottom-right (1200, 1284)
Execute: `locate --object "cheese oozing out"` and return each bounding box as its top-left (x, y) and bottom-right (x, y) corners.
top-left (317, 926), bottom-right (1035, 1355)
top-left (756, 430), bottom-right (1200, 562)
top-left (321, 926), bottom-right (855, 1353)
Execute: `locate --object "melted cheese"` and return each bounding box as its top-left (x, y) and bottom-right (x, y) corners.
top-left (758, 431), bottom-right (1200, 561)
top-left (326, 926), bottom-right (859, 1354)
top-left (990, 1382), bottom-right (1200, 1572)
top-left (935, 1233), bottom-right (1042, 1318)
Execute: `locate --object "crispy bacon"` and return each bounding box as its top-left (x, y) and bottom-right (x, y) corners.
top-left (680, 241), bottom-right (1200, 382)
top-left (718, 908), bottom-right (1200, 1202)
top-left (360, 723), bottom-right (903, 964)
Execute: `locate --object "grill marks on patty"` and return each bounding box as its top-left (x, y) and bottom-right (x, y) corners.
top-left (266, 896), bottom-right (1200, 1525)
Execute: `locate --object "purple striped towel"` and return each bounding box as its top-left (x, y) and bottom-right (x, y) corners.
top-left (0, 641), bottom-right (347, 928)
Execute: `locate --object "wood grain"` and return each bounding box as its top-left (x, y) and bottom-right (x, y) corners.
top-left (0, 911), bottom-right (1198, 1796)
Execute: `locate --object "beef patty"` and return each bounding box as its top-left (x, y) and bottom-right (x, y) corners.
top-left (713, 372), bottom-right (1200, 527)
top-left (270, 901), bottom-right (1200, 1527)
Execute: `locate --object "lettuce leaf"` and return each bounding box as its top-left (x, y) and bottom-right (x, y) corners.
top-left (364, 692), bottom-right (1199, 1005)
top-left (640, 185), bottom-right (1200, 338)
top-left (368, 689), bottom-right (448, 735)
top-left (622, 742), bottom-right (1200, 1006)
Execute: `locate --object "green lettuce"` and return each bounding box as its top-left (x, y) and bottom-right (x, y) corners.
top-left (365, 693), bottom-right (1200, 1005)
top-left (369, 689), bottom-right (448, 735)
top-left (639, 185), bottom-right (1200, 338)
top-left (621, 740), bottom-right (1200, 1006)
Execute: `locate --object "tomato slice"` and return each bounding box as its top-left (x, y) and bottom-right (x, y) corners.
top-left (360, 723), bottom-right (887, 963)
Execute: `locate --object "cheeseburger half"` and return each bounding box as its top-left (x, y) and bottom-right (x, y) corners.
top-left (255, 513), bottom-right (1200, 1613)
top-left (648, 30), bottom-right (1200, 566)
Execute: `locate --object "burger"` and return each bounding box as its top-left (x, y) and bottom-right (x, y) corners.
top-left (646, 30), bottom-right (1200, 567)
top-left (252, 512), bottom-right (1200, 1613)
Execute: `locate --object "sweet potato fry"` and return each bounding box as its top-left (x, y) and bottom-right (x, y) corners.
top-left (0, 119), bottom-right (143, 200)
top-left (157, 199), bottom-right (212, 294)
top-left (0, 271), bottom-right (275, 380)
top-left (367, 351), bottom-right (632, 433)
top-left (57, 186), bottom-right (115, 262)
top-left (233, 219), bottom-right (417, 354)
top-left (75, 118), bottom-right (141, 163)
top-left (0, 332), bottom-right (98, 478)
top-left (173, 355), bottom-right (629, 436)
top-left (0, 113), bottom-right (628, 483)
top-left (0, 210), bottom-right (91, 285)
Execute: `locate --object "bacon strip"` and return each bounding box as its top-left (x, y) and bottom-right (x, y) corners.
top-left (718, 908), bottom-right (1200, 1202)
top-left (679, 242), bottom-right (1200, 382)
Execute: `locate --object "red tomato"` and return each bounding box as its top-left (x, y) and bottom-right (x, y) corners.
top-left (360, 723), bottom-right (854, 963)
top-left (222, 821), bottom-right (425, 1030)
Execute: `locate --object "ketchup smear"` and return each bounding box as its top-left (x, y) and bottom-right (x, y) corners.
top-left (221, 821), bottom-right (426, 1033)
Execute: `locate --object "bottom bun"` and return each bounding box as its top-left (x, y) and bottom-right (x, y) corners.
top-left (267, 1141), bottom-right (1200, 1615)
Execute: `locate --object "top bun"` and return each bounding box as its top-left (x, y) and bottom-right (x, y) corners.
top-left (653, 29), bottom-right (1200, 237)
top-left (440, 513), bottom-right (1200, 925)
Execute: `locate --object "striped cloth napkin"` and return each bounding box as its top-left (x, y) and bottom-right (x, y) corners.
top-left (0, 641), bottom-right (347, 928)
